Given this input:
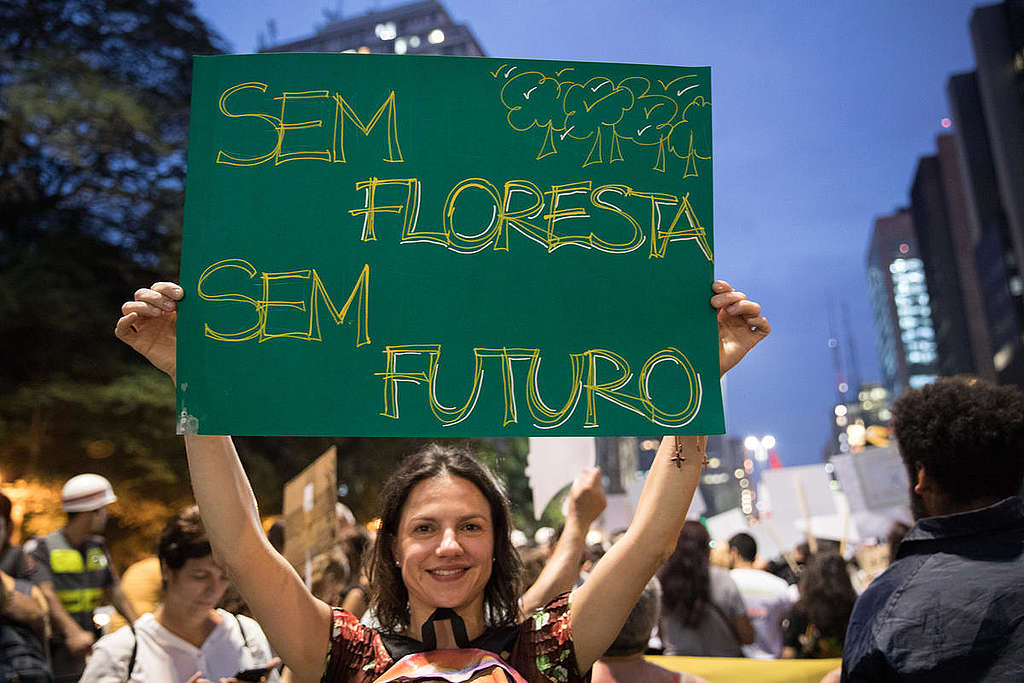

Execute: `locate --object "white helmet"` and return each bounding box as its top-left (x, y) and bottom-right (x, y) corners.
top-left (62, 474), bottom-right (117, 513)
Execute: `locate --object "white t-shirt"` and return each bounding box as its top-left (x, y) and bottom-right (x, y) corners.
top-left (80, 609), bottom-right (280, 683)
top-left (729, 567), bottom-right (793, 659)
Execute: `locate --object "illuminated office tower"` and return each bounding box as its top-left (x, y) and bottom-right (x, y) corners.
top-left (263, 0), bottom-right (485, 56)
top-left (867, 208), bottom-right (939, 395)
top-left (910, 141), bottom-right (994, 380)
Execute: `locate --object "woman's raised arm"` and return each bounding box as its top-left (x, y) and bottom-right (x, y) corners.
top-left (116, 284), bottom-right (332, 682)
top-left (568, 280), bottom-right (769, 671)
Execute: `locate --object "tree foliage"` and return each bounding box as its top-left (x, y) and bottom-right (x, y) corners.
top-left (0, 3), bottom-right (545, 554)
top-left (0, 0), bottom-right (224, 494)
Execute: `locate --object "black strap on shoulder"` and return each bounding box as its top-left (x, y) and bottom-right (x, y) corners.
top-left (127, 624), bottom-right (138, 679)
top-left (232, 612), bottom-right (250, 648)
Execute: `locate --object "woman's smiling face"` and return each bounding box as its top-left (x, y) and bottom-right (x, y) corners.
top-left (394, 474), bottom-right (495, 628)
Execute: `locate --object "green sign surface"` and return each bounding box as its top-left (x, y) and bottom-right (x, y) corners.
top-left (178, 53), bottom-right (721, 437)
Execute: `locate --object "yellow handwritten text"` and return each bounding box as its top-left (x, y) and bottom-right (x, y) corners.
top-left (350, 176), bottom-right (712, 260)
top-left (375, 344), bottom-right (703, 429)
top-left (215, 82), bottom-right (403, 167)
top-left (196, 258), bottom-right (371, 345)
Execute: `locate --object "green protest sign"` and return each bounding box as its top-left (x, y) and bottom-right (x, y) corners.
top-left (178, 53), bottom-right (720, 437)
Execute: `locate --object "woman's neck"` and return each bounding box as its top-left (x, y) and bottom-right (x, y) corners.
top-left (155, 604), bottom-right (221, 648)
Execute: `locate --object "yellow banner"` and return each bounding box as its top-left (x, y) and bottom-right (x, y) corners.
top-left (648, 656), bottom-right (841, 683)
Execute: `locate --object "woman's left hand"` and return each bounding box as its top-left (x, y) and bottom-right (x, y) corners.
top-left (712, 280), bottom-right (770, 376)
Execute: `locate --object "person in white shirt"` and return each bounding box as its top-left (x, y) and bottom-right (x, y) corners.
top-left (727, 532), bottom-right (792, 659)
top-left (81, 507), bottom-right (279, 682)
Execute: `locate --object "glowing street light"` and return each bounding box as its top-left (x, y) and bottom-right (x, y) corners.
top-left (745, 434), bottom-right (775, 463)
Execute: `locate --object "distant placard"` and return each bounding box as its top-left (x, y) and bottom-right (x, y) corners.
top-left (760, 465), bottom-right (838, 550)
top-left (282, 446), bottom-right (337, 576)
top-left (177, 53), bottom-right (720, 437)
top-left (706, 507), bottom-right (749, 542)
top-left (830, 447), bottom-right (910, 512)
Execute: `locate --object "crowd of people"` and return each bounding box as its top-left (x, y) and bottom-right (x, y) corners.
top-left (1, 280), bottom-right (1022, 682)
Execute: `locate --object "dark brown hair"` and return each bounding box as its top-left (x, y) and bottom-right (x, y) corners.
top-left (367, 443), bottom-right (523, 632)
top-left (310, 548), bottom-right (350, 604)
top-left (658, 520), bottom-right (711, 628)
top-left (796, 552), bottom-right (857, 642)
top-left (158, 505), bottom-right (211, 570)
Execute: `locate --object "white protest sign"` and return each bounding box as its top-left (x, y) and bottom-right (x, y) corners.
top-left (851, 506), bottom-right (913, 541)
top-left (706, 507), bottom-right (749, 542)
top-left (745, 521), bottom-right (782, 560)
top-left (526, 437), bottom-right (595, 520)
top-left (831, 446), bottom-right (910, 512)
top-left (760, 464), bottom-right (838, 550)
top-left (687, 486), bottom-right (707, 521)
top-left (794, 514), bottom-right (861, 544)
top-left (601, 493), bottom-right (634, 535)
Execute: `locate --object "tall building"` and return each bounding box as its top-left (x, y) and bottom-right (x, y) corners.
top-left (909, 148), bottom-right (985, 378)
top-left (936, 134), bottom-right (997, 381)
top-left (263, 0), bottom-right (485, 56)
top-left (866, 208), bottom-right (939, 395)
top-left (867, 1), bottom-right (1024, 404)
top-left (970, 2), bottom-right (1024, 283)
top-left (947, 71), bottom-right (1024, 385)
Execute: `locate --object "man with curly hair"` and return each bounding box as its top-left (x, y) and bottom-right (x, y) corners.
top-left (842, 377), bottom-right (1024, 681)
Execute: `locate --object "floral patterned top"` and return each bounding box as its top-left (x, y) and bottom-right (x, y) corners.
top-left (321, 592), bottom-right (589, 683)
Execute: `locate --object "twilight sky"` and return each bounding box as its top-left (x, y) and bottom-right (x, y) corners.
top-left (192, 0), bottom-right (981, 465)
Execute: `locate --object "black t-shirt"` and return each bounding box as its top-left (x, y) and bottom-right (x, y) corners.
top-left (0, 545), bottom-right (44, 584)
top-left (0, 544), bottom-right (51, 680)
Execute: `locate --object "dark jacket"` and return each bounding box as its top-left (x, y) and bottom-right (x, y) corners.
top-left (842, 496), bottom-right (1024, 682)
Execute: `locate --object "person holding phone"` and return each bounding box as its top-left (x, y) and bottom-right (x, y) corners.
top-left (80, 507), bottom-right (280, 683)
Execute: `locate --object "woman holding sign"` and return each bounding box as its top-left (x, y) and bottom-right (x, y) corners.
top-left (115, 280), bottom-right (768, 682)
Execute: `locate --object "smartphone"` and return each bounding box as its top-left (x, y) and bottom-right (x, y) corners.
top-left (233, 664), bottom-right (275, 682)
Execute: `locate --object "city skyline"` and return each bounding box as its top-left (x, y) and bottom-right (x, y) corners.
top-left (192, 0), bottom-right (982, 465)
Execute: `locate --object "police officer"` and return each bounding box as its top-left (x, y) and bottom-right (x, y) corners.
top-left (25, 474), bottom-right (138, 682)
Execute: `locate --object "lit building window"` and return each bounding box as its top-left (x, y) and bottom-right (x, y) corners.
top-left (1010, 276), bottom-right (1024, 296)
top-left (428, 28), bottom-right (445, 43)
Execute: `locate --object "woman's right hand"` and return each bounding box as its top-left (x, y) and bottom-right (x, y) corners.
top-left (115, 282), bottom-right (183, 380)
